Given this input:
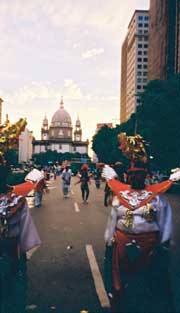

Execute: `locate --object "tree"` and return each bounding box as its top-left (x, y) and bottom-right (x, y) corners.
top-left (137, 75), bottom-right (180, 169)
top-left (92, 118), bottom-right (135, 164)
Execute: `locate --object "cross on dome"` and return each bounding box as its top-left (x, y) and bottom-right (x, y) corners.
top-left (60, 97), bottom-right (64, 109)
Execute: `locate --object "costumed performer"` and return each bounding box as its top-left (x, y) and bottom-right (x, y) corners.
top-left (102, 132), bottom-right (179, 313)
top-left (25, 168), bottom-right (47, 207)
top-left (0, 156), bottom-right (41, 312)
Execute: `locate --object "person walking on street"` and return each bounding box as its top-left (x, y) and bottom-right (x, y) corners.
top-left (78, 164), bottom-right (91, 204)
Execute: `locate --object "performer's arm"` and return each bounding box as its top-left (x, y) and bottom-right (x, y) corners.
top-left (19, 200), bottom-right (41, 253)
top-left (104, 204), bottom-right (118, 246)
top-left (157, 195), bottom-right (172, 244)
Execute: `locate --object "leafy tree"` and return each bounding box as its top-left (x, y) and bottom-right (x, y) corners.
top-left (4, 149), bottom-right (18, 166)
top-left (138, 76), bottom-right (180, 169)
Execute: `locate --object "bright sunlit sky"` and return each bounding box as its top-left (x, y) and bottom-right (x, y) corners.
top-left (0, 0), bottom-right (149, 150)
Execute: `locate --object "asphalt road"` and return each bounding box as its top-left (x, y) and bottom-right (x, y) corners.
top-left (25, 177), bottom-right (180, 313)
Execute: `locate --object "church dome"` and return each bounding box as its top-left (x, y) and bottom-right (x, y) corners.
top-left (51, 98), bottom-right (72, 128)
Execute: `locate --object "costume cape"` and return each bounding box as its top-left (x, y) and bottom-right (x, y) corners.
top-left (108, 179), bottom-right (173, 210)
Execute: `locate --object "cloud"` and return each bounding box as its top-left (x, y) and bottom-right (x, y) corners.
top-left (82, 48), bottom-right (104, 60)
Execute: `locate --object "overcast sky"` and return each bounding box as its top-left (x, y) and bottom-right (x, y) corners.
top-left (0, 0), bottom-right (149, 149)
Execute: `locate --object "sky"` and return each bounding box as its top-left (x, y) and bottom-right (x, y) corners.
top-left (0, 0), bottom-right (149, 152)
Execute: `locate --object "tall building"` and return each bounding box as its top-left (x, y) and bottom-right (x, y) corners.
top-left (33, 98), bottom-right (89, 155)
top-left (19, 128), bottom-right (33, 163)
top-left (0, 98), bottom-right (3, 125)
top-left (120, 36), bottom-right (128, 123)
top-left (148, 0), bottom-right (180, 80)
top-left (120, 10), bottom-right (149, 123)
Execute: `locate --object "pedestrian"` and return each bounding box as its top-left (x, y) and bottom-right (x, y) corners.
top-left (61, 162), bottom-right (72, 198)
top-left (94, 163), bottom-right (102, 189)
top-left (102, 132), bottom-right (179, 313)
top-left (0, 155), bottom-right (41, 313)
top-left (78, 164), bottom-right (91, 204)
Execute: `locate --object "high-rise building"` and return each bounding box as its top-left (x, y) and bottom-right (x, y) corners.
top-left (0, 98), bottom-right (3, 125)
top-left (148, 0), bottom-right (180, 80)
top-left (120, 10), bottom-right (149, 123)
top-left (120, 36), bottom-right (128, 123)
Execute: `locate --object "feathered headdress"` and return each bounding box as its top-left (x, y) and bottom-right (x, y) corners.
top-left (118, 132), bottom-right (148, 172)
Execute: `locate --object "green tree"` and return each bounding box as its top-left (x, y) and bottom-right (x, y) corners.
top-left (92, 118), bottom-right (135, 164)
top-left (137, 76), bottom-right (180, 169)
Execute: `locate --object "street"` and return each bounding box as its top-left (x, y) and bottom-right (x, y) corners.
top-left (26, 177), bottom-right (180, 313)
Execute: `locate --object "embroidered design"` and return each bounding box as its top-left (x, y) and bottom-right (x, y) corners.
top-left (119, 190), bottom-right (152, 208)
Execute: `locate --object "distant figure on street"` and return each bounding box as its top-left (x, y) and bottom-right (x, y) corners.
top-left (78, 164), bottom-right (91, 204)
top-left (61, 162), bottom-right (72, 198)
top-left (94, 163), bottom-right (103, 189)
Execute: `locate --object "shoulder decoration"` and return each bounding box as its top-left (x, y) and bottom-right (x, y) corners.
top-left (0, 193), bottom-right (26, 236)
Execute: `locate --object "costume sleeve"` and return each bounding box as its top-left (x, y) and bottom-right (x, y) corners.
top-left (104, 206), bottom-right (118, 246)
top-left (157, 195), bottom-right (172, 243)
top-left (19, 200), bottom-right (41, 253)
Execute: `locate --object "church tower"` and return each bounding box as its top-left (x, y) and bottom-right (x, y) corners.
top-left (41, 115), bottom-right (49, 140)
top-left (74, 116), bottom-right (82, 142)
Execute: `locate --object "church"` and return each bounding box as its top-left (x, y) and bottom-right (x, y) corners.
top-left (33, 98), bottom-right (89, 155)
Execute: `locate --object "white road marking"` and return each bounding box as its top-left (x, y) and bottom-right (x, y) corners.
top-left (74, 202), bottom-right (80, 212)
top-left (86, 244), bottom-right (110, 309)
top-left (48, 186), bottom-right (57, 190)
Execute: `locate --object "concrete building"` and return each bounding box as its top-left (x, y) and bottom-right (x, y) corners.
top-left (19, 128), bottom-right (33, 163)
top-left (120, 36), bottom-right (128, 123)
top-left (120, 10), bottom-right (149, 122)
top-left (0, 98), bottom-right (3, 125)
top-left (33, 98), bottom-right (89, 155)
top-left (148, 0), bottom-right (180, 80)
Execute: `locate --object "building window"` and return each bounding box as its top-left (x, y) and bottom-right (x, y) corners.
top-left (144, 64), bottom-right (148, 69)
top-left (137, 78), bottom-right (142, 83)
top-left (138, 23), bottom-right (143, 27)
top-left (138, 44), bottom-right (142, 48)
top-left (144, 30), bottom-right (148, 34)
top-left (143, 78), bottom-right (147, 83)
top-left (138, 51), bottom-right (142, 55)
top-left (144, 44), bottom-right (148, 48)
top-left (68, 130), bottom-right (71, 137)
top-left (144, 51), bottom-right (148, 55)
top-left (144, 23), bottom-right (149, 28)
top-left (143, 72), bottom-right (147, 76)
top-left (137, 64), bottom-right (142, 69)
top-left (138, 16), bottom-right (143, 21)
top-left (59, 144), bottom-right (62, 149)
top-left (144, 16), bottom-right (149, 21)
top-left (137, 85), bottom-right (142, 90)
top-left (138, 58), bottom-right (142, 62)
top-left (143, 58), bottom-right (148, 62)
top-left (137, 71), bottom-right (142, 76)
top-left (59, 129), bottom-right (63, 136)
top-left (74, 146), bottom-right (76, 152)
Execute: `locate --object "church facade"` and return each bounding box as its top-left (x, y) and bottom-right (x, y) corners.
top-left (33, 99), bottom-right (89, 155)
